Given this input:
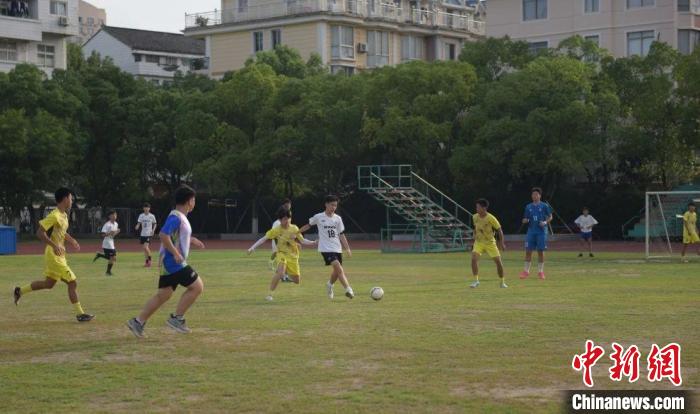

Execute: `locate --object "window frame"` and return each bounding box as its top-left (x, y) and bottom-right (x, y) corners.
top-left (626, 29), bottom-right (655, 56)
top-left (522, 0), bottom-right (547, 21)
top-left (0, 39), bottom-right (18, 62)
top-left (367, 30), bottom-right (389, 67)
top-left (331, 25), bottom-right (355, 60)
top-left (253, 31), bottom-right (264, 53)
top-left (49, 1), bottom-right (68, 16)
top-left (37, 44), bottom-right (55, 68)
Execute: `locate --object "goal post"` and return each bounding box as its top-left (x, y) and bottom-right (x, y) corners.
top-left (645, 191), bottom-right (700, 260)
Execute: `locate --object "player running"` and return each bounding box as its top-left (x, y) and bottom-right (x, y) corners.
top-left (300, 195), bottom-right (355, 300)
top-left (13, 188), bottom-right (94, 322)
top-left (136, 202), bottom-right (157, 267)
top-left (520, 187), bottom-right (552, 280)
top-left (93, 210), bottom-right (119, 276)
top-left (681, 202), bottom-right (700, 263)
top-left (269, 198), bottom-right (292, 282)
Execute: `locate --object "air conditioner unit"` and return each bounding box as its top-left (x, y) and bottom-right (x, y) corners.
top-left (58, 16), bottom-right (69, 26)
top-left (357, 43), bottom-right (367, 53)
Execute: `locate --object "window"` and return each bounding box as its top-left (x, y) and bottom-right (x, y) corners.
top-left (271, 29), bottom-right (282, 48)
top-left (627, 30), bottom-right (654, 56)
top-left (150, 79), bottom-right (160, 85)
top-left (145, 54), bottom-right (160, 63)
top-left (37, 44), bottom-right (55, 67)
top-left (678, 0), bottom-right (690, 12)
top-left (87, 17), bottom-right (94, 26)
top-left (678, 29), bottom-right (700, 54)
top-left (584, 34), bottom-right (600, 46)
top-left (50, 1), bottom-right (67, 16)
top-left (445, 43), bottom-right (457, 60)
top-left (134, 54), bottom-right (142, 62)
top-left (626, 0), bottom-right (654, 8)
top-left (165, 56), bottom-right (178, 66)
top-left (0, 39), bottom-right (18, 61)
top-left (528, 41), bottom-right (548, 54)
top-left (584, 0), bottom-right (599, 13)
top-left (238, 0), bottom-right (248, 13)
top-left (253, 31), bottom-right (264, 52)
top-left (367, 31), bottom-right (389, 67)
top-left (330, 65), bottom-right (354, 75)
top-left (331, 26), bottom-right (354, 59)
top-left (523, 0), bottom-right (546, 21)
top-left (401, 35), bottom-right (424, 61)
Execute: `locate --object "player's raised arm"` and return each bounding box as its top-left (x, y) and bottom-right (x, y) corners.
top-left (248, 235), bottom-right (269, 254)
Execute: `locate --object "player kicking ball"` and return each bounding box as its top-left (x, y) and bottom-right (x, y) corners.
top-left (470, 198), bottom-right (507, 289)
top-left (13, 188), bottom-right (94, 322)
top-left (248, 208), bottom-right (316, 301)
top-left (127, 185), bottom-right (205, 338)
top-left (520, 187), bottom-right (552, 280)
top-left (93, 210), bottom-right (119, 276)
top-left (300, 195), bottom-right (355, 300)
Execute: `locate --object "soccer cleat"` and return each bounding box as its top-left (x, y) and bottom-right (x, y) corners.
top-left (76, 313), bottom-right (95, 322)
top-left (519, 271), bottom-right (529, 279)
top-left (538, 271), bottom-right (546, 280)
top-left (127, 318), bottom-right (145, 338)
top-left (265, 295), bottom-right (274, 302)
top-left (13, 287), bottom-right (21, 305)
top-left (589, 253), bottom-right (594, 258)
top-left (92, 254), bottom-right (100, 263)
top-left (345, 288), bottom-right (354, 299)
top-left (500, 281), bottom-right (508, 288)
top-left (281, 274), bottom-right (291, 283)
top-left (578, 253), bottom-right (583, 257)
top-left (166, 314), bottom-right (191, 333)
top-left (470, 280), bottom-right (480, 288)
top-left (105, 271), bottom-right (112, 276)
top-left (326, 282), bottom-right (334, 299)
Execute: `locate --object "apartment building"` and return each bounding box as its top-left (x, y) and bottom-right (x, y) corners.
top-left (82, 26), bottom-right (206, 85)
top-left (73, 0), bottom-right (105, 45)
top-left (486, 0), bottom-right (700, 57)
top-left (0, 0), bottom-right (79, 75)
top-left (183, 0), bottom-right (486, 77)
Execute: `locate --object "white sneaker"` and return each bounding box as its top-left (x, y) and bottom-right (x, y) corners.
top-left (500, 281), bottom-right (508, 288)
top-left (326, 282), bottom-right (334, 299)
top-left (470, 280), bottom-right (480, 288)
top-left (265, 295), bottom-right (274, 301)
top-left (345, 288), bottom-right (354, 299)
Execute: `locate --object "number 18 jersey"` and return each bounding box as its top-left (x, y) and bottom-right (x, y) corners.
top-left (308, 212), bottom-right (345, 253)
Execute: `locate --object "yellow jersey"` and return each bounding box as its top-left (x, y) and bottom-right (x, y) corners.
top-left (39, 209), bottom-right (69, 264)
top-left (683, 211), bottom-right (697, 236)
top-left (473, 212), bottom-right (501, 244)
top-left (266, 224), bottom-right (304, 259)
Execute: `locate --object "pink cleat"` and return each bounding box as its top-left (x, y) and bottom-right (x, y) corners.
top-left (519, 271), bottom-right (529, 279)
top-left (144, 260), bottom-right (151, 268)
top-left (538, 271), bottom-right (545, 280)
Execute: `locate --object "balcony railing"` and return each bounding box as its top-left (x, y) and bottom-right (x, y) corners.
top-left (185, 0), bottom-right (485, 35)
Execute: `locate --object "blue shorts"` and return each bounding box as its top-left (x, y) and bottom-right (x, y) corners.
top-left (580, 232), bottom-right (592, 240)
top-left (525, 232), bottom-right (547, 251)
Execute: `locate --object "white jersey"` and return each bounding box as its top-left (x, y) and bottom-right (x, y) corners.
top-left (138, 213), bottom-right (157, 237)
top-left (575, 214), bottom-right (598, 233)
top-left (101, 221), bottom-right (119, 249)
top-left (308, 212), bottom-right (345, 253)
top-left (271, 219), bottom-right (281, 252)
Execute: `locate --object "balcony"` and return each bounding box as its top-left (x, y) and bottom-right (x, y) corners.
top-left (185, 0), bottom-right (485, 35)
top-left (0, 0), bottom-right (42, 42)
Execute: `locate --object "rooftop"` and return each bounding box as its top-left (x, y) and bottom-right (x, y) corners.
top-left (100, 26), bottom-right (205, 55)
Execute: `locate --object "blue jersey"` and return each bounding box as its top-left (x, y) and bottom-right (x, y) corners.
top-left (159, 211), bottom-right (192, 275)
top-left (524, 202), bottom-right (552, 234)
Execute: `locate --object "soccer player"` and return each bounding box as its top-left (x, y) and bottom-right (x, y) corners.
top-left (520, 187), bottom-right (552, 280)
top-left (270, 198), bottom-right (292, 282)
top-left (126, 185), bottom-right (205, 338)
top-left (93, 210), bottom-right (119, 276)
top-left (248, 207), bottom-right (316, 301)
top-left (574, 207), bottom-right (598, 258)
top-left (681, 202), bottom-right (699, 263)
top-left (300, 195), bottom-right (355, 300)
top-left (470, 199), bottom-right (507, 289)
top-left (13, 188), bottom-right (94, 322)
top-left (136, 202), bottom-right (157, 267)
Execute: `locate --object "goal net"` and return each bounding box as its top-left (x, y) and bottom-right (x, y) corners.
top-left (645, 191), bottom-right (700, 260)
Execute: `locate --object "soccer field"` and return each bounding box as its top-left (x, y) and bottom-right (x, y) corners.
top-left (1, 249), bottom-right (698, 413)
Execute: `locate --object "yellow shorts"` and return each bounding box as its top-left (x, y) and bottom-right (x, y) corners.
top-left (472, 241), bottom-right (501, 258)
top-left (275, 254), bottom-right (300, 277)
top-left (44, 260), bottom-right (76, 282)
top-left (684, 231), bottom-right (700, 245)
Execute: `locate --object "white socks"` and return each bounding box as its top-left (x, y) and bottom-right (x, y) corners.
top-left (524, 262), bottom-right (532, 272)
top-left (538, 262), bottom-right (545, 273)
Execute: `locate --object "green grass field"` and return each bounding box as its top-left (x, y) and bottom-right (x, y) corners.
top-left (0, 249), bottom-right (698, 413)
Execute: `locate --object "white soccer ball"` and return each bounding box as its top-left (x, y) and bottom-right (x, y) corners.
top-left (370, 286), bottom-right (384, 301)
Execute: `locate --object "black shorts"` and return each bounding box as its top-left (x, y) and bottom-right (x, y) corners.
top-left (321, 252), bottom-right (343, 266)
top-left (103, 248), bottom-right (117, 258)
top-left (158, 265), bottom-right (199, 291)
top-left (139, 236), bottom-right (152, 245)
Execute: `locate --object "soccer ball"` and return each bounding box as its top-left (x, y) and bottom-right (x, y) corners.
top-left (370, 287), bottom-right (384, 301)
